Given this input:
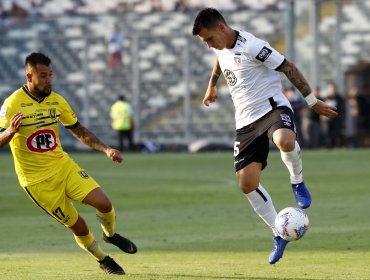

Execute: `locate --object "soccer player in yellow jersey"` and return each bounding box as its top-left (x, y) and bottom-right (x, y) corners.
top-left (0, 52), bottom-right (137, 275)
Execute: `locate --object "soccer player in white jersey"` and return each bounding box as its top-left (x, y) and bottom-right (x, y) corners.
top-left (0, 53), bottom-right (137, 274)
top-left (192, 8), bottom-right (338, 264)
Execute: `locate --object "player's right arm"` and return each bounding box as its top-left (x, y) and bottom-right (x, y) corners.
top-left (0, 112), bottom-right (23, 148)
top-left (203, 57), bottom-right (221, 107)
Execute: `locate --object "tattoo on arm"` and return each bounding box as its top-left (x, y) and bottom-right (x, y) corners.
top-left (70, 124), bottom-right (107, 152)
top-left (278, 60), bottom-right (312, 97)
top-left (210, 58), bottom-right (222, 87)
top-left (0, 128), bottom-right (15, 148)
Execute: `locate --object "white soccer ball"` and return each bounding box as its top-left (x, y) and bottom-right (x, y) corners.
top-left (275, 207), bottom-right (309, 241)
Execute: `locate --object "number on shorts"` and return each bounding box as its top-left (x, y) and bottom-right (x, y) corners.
top-left (234, 141), bottom-right (241, 156)
top-left (52, 207), bottom-right (65, 220)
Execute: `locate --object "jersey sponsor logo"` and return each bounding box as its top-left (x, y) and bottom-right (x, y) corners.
top-left (0, 105), bottom-right (7, 118)
top-left (224, 69), bottom-right (237, 86)
top-left (237, 34), bottom-right (246, 43)
top-left (78, 170), bottom-right (90, 179)
top-left (26, 129), bottom-right (58, 152)
top-left (21, 103), bottom-right (33, 107)
top-left (256, 46), bottom-right (272, 62)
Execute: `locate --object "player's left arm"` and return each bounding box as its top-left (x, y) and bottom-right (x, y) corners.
top-left (69, 123), bottom-right (123, 163)
top-left (277, 60), bottom-right (338, 118)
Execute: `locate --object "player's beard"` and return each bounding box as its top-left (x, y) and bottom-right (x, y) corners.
top-left (35, 85), bottom-right (52, 98)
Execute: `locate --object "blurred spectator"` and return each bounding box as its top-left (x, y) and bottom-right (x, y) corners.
top-left (283, 87), bottom-right (305, 146)
top-left (29, 1), bottom-right (42, 17)
top-left (0, 2), bottom-right (8, 27)
top-left (175, 0), bottom-right (189, 11)
top-left (358, 85), bottom-right (370, 132)
top-left (302, 87), bottom-right (322, 149)
top-left (10, 1), bottom-right (28, 17)
top-left (324, 82), bottom-right (345, 148)
top-left (344, 87), bottom-right (359, 147)
top-left (110, 95), bottom-right (135, 152)
top-left (151, 0), bottom-right (163, 12)
top-left (106, 22), bottom-right (124, 75)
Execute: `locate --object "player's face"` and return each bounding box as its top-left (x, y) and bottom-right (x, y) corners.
top-left (198, 24), bottom-right (228, 50)
top-left (28, 64), bottom-right (53, 97)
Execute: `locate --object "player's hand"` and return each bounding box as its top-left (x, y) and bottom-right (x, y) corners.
top-left (105, 148), bottom-right (123, 163)
top-left (9, 112), bottom-right (23, 134)
top-left (203, 86), bottom-right (218, 107)
top-left (311, 100), bottom-right (338, 118)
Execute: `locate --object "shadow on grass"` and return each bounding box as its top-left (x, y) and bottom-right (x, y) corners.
top-left (128, 273), bottom-right (328, 280)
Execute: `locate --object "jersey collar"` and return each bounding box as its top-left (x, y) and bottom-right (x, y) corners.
top-left (228, 30), bottom-right (239, 49)
top-left (22, 85), bottom-right (47, 103)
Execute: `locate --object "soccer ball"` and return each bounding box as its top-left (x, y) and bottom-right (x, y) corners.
top-left (275, 207), bottom-right (309, 241)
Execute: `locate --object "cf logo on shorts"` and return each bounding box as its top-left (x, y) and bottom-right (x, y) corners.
top-left (224, 69), bottom-right (237, 86)
top-left (26, 129), bottom-right (57, 152)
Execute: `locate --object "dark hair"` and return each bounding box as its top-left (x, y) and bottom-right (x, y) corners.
top-left (118, 95), bottom-right (126, 101)
top-left (192, 8), bottom-right (226, 36)
top-left (25, 52), bottom-right (51, 67)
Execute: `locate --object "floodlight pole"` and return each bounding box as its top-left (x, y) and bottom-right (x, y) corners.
top-left (310, 0), bottom-right (320, 89)
top-left (131, 33), bottom-right (141, 142)
top-left (335, 0), bottom-right (344, 94)
top-left (183, 36), bottom-right (192, 144)
top-left (285, 0), bottom-right (295, 63)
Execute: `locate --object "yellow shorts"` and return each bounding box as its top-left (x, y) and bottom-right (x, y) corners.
top-left (23, 158), bottom-right (100, 228)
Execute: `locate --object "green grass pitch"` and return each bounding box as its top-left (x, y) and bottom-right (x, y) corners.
top-left (0, 149), bottom-right (369, 279)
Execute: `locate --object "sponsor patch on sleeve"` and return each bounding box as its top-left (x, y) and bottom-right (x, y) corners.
top-left (0, 105), bottom-right (7, 118)
top-left (256, 46), bottom-right (272, 62)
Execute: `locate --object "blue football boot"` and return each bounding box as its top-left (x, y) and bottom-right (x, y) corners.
top-left (292, 182), bottom-right (312, 209)
top-left (269, 236), bottom-right (289, 264)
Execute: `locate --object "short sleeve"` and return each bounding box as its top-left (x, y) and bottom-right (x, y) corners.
top-left (246, 37), bottom-right (285, 70)
top-left (58, 96), bottom-right (78, 127)
top-left (0, 99), bottom-right (14, 129)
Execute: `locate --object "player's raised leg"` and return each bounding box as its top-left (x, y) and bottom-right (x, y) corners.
top-left (273, 129), bottom-right (312, 209)
top-left (237, 162), bottom-right (288, 264)
top-left (83, 187), bottom-right (138, 254)
top-left (70, 215), bottom-right (124, 275)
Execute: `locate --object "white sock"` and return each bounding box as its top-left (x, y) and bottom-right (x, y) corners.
top-left (245, 184), bottom-right (278, 235)
top-left (280, 141), bottom-right (304, 184)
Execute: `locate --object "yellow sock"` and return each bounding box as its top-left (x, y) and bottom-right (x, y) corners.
top-left (74, 231), bottom-right (107, 261)
top-left (96, 207), bottom-right (116, 237)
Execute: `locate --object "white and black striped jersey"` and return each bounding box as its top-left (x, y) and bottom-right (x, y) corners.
top-left (213, 30), bottom-right (292, 129)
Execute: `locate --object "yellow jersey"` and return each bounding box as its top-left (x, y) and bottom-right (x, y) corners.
top-left (0, 86), bottom-right (78, 187)
top-left (110, 101), bottom-right (132, 131)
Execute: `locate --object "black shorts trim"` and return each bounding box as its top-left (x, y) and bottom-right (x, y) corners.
top-left (24, 187), bottom-right (64, 225)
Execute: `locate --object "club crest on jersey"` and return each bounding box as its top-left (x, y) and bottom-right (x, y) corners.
top-left (26, 129), bottom-right (58, 153)
top-left (224, 69), bottom-right (237, 86)
top-left (234, 53), bottom-right (242, 65)
top-left (256, 46), bottom-right (272, 62)
top-left (49, 108), bottom-right (57, 120)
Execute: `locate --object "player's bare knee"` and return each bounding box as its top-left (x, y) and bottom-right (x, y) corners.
top-left (276, 138), bottom-right (295, 152)
top-left (98, 199), bottom-right (112, 213)
top-left (239, 183), bottom-right (258, 194)
top-left (69, 216), bottom-right (89, 236)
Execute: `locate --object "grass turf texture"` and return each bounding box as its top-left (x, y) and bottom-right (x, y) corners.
top-left (0, 149), bottom-right (369, 279)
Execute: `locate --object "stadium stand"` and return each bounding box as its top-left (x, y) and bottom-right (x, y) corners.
top-left (0, 0), bottom-right (369, 149)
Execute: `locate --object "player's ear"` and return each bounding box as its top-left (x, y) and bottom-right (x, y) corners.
top-left (218, 22), bottom-right (226, 32)
top-left (26, 72), bottom-right (32, 82)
